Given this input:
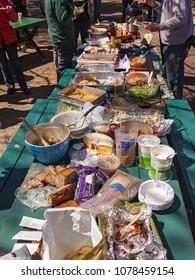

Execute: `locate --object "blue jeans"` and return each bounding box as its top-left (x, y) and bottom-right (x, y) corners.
top-left (94, 0), bottom-right (102, 23)
top-left (0, 44), bottom-right (27, 90)
top-left (53, 41), bottom-right (74, 82)
top-left (162, 42), bottom-right (190, 99)
top-left (74, 20), bottom-right (90, 53)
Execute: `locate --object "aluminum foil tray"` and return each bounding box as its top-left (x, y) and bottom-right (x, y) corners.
top-left (78, 63), bottom-right (115, 72)
top-left (58, 85), bottom-right (107, 106)
top-left (72, 71), bottom-right (124, 92)
top-left (77, 53), bottom-right (116, 64)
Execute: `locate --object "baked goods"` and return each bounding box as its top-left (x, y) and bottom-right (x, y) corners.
top-left (47, 184), bottom-right (74, 205)
top-left (130, 56), bottom-right (146, 67)
top-left (125, 72), bottom-right (148, 86)
top-left (54, 167), bottom-right (77, 188)
top-left (26, 165), bottom-right (78, 189)
top-left (83, 133), bottom-right (114, 155)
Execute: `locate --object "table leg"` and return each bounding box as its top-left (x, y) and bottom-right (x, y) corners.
top-left (17, 24), bottom-right (45, 57)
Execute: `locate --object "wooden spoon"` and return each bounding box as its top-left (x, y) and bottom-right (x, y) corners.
top-left (115, 210), bottom-right (144, 240)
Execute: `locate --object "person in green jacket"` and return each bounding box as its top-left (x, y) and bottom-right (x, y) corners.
top-left (44, 0), bottom-right (75, 81)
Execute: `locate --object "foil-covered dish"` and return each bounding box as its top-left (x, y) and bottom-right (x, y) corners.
top-left (99, 203), bottom-right (167, 260)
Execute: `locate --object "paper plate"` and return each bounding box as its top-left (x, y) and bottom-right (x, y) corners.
top-left (138, 180), bottom-right (174, 211)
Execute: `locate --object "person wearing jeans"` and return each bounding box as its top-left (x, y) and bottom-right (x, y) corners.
top-left (44, 0), bottom-right (74, 82)
top-left (73, 0), bottom-right (92, 53)
top-left (0, 44), bottom-right (29, 93)
top-left (94, 0), bottom-right (101, 23)
top-left (0, 0), bottom-right (30, 95)
top-left (145, 0), bottom-right (194, 99)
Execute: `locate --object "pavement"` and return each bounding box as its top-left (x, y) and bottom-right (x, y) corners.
top-left (0, 0), bottom-right (195, 157)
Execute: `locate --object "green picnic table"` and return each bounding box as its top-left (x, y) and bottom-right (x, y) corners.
top-left (10, 17), bottom-right (47, 57)
top-left (0, 67), bottom-right (195, 259)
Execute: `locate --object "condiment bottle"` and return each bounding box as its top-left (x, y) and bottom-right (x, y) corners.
top-left (110, 25), bottom-right (116, 43)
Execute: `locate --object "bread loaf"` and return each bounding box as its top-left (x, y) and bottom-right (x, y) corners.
top-left (55, 167), bottom-right (77, 188)
top-left (47, 184), bottom-right (74, 205)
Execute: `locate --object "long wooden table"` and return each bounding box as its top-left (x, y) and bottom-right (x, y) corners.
top-left (10, 17), bottom-right (47, 57)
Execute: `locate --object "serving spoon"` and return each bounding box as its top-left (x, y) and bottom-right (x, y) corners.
top-left (22, 118), bottom-right (49, 146)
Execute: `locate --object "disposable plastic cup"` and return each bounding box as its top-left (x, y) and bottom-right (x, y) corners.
top-left (149, 145), bottom-right (176, 181)
top-left (137, 134), bottom-right (160, 169)
top-left (17, 12), bottom-right (22, 20)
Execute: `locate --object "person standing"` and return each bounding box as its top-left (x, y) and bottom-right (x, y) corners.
top-left (10, 0), bottom-right (28, 17)
top-left (122, 0), bottom-right (133, 21)
top-left (145, 0), bottom-right (194, 99)
top-left (44, 0), bottom-right (75, 82)
top-left (73, 0), bottom-right (92, 53)
top-left (0, 0), bottom-right (30, 95)
top-left (94, 0), bottom-right (101, 23)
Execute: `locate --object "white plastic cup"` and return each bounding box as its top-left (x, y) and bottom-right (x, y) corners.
top-left (137, 134), bottom-right (160, 168)
top-left (149, 144), bottom-right (176, 180)
top-left (17, 12), bottom-right (22, 21)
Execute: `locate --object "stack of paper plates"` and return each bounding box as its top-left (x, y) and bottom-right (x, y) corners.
top-left (138, 180), bottom-right (174, 211)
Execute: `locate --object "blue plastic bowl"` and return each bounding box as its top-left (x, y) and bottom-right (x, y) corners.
top-left (25, 122), bottom-right (70, 164)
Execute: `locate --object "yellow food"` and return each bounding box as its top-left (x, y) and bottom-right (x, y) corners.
top-left (60, 87), bottom-right (99, 102)
top-left (83, 133), bottom-right (114, 155)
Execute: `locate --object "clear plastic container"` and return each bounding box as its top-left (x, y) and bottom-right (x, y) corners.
top-left (97, 155), bottom-right (120, 177)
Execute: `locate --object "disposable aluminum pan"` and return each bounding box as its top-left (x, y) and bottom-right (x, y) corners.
top-left (77, 53), bottom-right (116, 64)
top-left (79, 64), bottom-right (115, 72)
top-left (72, 71), bottom-right (124, 92)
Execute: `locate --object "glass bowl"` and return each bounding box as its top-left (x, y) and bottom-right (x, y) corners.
top-left (125, 77), bottom-right (160, 98)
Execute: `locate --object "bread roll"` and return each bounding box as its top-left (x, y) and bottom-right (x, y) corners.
top-left (125, 72), bottom-right (148, 86)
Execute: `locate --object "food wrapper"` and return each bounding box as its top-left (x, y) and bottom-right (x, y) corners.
top-left (42, 207), bottom-right (103, 260)
top-left (105, 206), bottom-right (167, 260)
top-left (74, 165), bottom-right (108, 204)
top-left (80, 188), bottom-right (125, 216)
top-left (100, 169), bottom-right (141, 202)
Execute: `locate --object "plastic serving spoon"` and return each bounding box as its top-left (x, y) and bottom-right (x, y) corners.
top-left (22, 118), bottom-right (49, 146)
top-left (148, 71), bottom-right (153, 84)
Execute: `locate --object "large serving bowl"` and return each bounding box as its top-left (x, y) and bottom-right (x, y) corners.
top-left (125, 77), bottom-right (160, 98)
top-left (25, 123), bottom-right (70, 164)
top-left (88, 27), bottom-right (108, 39)
top-left (50, 111), bottom-right (92, 137)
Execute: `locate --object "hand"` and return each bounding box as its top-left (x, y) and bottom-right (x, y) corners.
top-left (145, 0), bottom-right (156, 8)
top-left (5, 5), bottom-right (13, 13)
top-left (146, 22), bottom-right (160, 32)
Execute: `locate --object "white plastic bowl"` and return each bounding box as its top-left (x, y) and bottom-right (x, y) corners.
top-left (138, 179), bottom-right (174, 211)
top-left (50, 111), bottom-right (92, 137)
